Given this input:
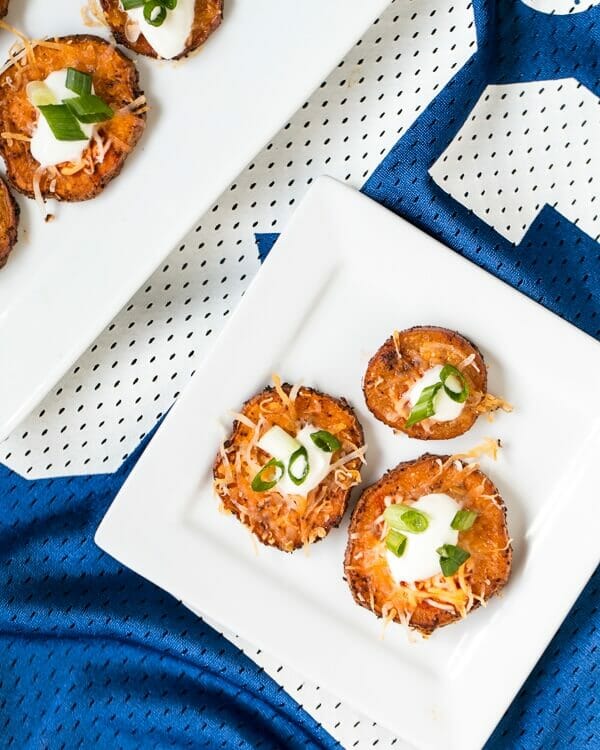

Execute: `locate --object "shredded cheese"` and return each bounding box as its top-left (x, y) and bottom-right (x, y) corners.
top-left (32, 165), bottom-right (48, 218)
top-left (81, 0), bottom-right (109, 28)
top-left (1, 131), bottom-right (31, 143)
top-left (392, 330), bottom-right (402, 360)
top-left (450, 437), bottom-right (501, 463)
top-left (477, 392), bottom-right (514, 415)
top-left (271, 373), bottom-right (296, 422)
top-left (228, 411), bottom-right (256, 430)
top-left (117, 95), bottom-right (147, 117)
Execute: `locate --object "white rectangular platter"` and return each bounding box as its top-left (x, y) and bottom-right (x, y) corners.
top-left (96, 177), bottom-right (600, 750)
top-left (0, 0), bottom-right (389, 439)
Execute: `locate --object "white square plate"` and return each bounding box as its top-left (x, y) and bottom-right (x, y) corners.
top-left (96, 177), bottom-right (600, 750)
top-left (0, 0), bottom-right (389, 439)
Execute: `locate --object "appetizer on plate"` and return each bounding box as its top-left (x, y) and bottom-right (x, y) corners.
top-left (0, 34), bottom-right (146, 206)
top-left (0, 175), bottom-right (18, 267)
top-left (213, 377), bottom-right (366, 552)
top-left (100, 0), bottom-right (223, 60)
top-left (363, 325), bottom-right (511, 440)
top-left (344, 451), bottom-right (512, 635)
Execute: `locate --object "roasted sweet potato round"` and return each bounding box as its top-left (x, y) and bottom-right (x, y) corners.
top-left (363, 326), bottom-right (489, 440)
top-left (344, 453), bottom-right (512, 636)
top-left (213, 380), bottom-right (365, 553)
top-left (100, 0), bottom-right (223, 60)
top-left (0, 34), bottom-right (146, 201)
top-left (0, 175), bottom-right (18, 267)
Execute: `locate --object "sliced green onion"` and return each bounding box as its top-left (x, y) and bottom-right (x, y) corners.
top-left (288, 446), bottom-right (309, 486)
top-left (310, 430), bottom-right (341, 453)
top-left (65, 68), bottom-right (92, 96)
top-left (440, 364), bottom-right (469, 403)
top-left (384, 504), bottom-right (429, 534)
top-left (64, 94), bottom-right (113, 124)
top-left (451, 509), bottom-right (478, 531)
top-left (122, 0), bottom-right (146, 8)
top-left (251, 458), bottom-right (284, 493)
top-left (405, 382), bottom-right (442, 428)
top-left (385, 529), bottom-right (407, 557)
top-left (37, 104), bottom-right (87, 141)
top-left (26, 81), bottom-right (57, 107)
top-left (160, 0), bottom-right (178, 8)
top-left (437, 544), bottom-right (471, 577)
top-left (144, 0), bottom-right (167, 25)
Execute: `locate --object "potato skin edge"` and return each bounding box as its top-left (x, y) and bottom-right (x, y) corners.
top-left (0, 177), bottom-right (19, 268)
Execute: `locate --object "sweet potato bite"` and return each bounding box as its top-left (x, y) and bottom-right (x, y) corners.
top-left (100, 0), bottom-right (223, 60)
top-left (0, 34), bottom-right (146, 202)
top-left (363, 326), bottom-right (509, 440)
top-left (0, 176), bottom-right (18, 267)
top-left (344, 452), bottom-right (511, 636)
top-left (213, 379), bottom-right (366, 552)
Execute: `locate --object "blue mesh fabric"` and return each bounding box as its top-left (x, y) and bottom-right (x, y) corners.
top-left (2, 0), bottom-right (600, 748)
top-left (0, 437), bottom-right (340, 750)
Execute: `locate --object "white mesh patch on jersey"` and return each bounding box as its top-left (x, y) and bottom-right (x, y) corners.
top-left (429, 78), bottom-right (600, 244)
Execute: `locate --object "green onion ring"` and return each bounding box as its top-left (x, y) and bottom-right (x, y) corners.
top-left (251, 458), bottom-right (284, 493)
top-left (288, 446), bottom-right (310, 486)
top-left (450, 509), bottom-right (478, 531)
top-left (440, 364), bottom-right (469, 403)
top-left (384, 504), bottom-right (429, 534)
top-left (385, 529), bottom-right (407, 557)
top-left (144, 0), bottom-right (167, 26)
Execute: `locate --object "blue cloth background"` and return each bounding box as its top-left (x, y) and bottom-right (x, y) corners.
top-left (2, 0), bottom-right (599, 748)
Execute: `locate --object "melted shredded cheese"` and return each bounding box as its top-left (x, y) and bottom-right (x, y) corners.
top-left (450, 437), bottom-right (501, 463)
top-left (0, 23), bottom-right (71, 75)
top-left (229, 411), bottom-right (256, 430)
top-left (117, 95), bottom-right (148, 117)
top-left (271, 373), bottom-right (296, 422)
top-left (459, 352), bottom-right (481, 372)
top-left (392, 330), bottom-right (402, 360)
top-left (124, 17), bottom-right (142, 44)
top-left (477, 392), bottom-right (513, 415)
top-left (32, 165), bottom-right (48, 218)
top-left (81, 0), bottom-right (108, 27)
top-left (0, 131), bottom-right (31, 143)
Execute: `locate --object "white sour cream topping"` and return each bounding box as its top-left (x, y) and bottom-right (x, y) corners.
top-left (386, 493), bottom-right (460, 583)
top-left (408, 364), bottom-right (464, 422)
top-left (29, 70), bottom-right (94, 168)
top-left (257, 424), bottom-right (332, 498)
top-left (122, 0), bottom-right (195, 59)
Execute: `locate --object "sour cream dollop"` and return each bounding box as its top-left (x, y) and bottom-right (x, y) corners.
top-left (122, 0), bottom-right (195, 59)
top-left (407, 364), bottom-right (464, 423)
top-left (29, 70), bottom-right (94, 168)
top-left (257, 424), bottom-right (333, 498)
top-left (386, 493), bottom-right (460, 583)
